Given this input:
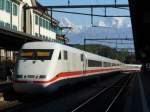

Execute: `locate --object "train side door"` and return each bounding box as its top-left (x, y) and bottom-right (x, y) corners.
top-left (83, 54), bottom-right (87, 75)
top-left (64, 50), bottom-right (69, 71)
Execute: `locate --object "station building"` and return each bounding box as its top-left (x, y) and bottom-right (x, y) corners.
top-left (0, 0), bottom-right (66, 43)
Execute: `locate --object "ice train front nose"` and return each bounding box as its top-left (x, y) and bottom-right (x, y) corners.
top-left (13, 49), bottom-right (56, 93)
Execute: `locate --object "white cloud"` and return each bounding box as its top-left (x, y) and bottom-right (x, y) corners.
top-left (60, 16), bottom-right (132, 43)
top-left (127, 23), bottom-right (131, 27)
top-left (97, 17), bottom-right (131, 28)
top-left (113, 17), bottom-right (126, 28)
top-left (60, 17), bottom-right (73, 27)
top-left (60, 17), bottom-right (82, 33)
top-left (97, 20), bottom-right (106, 27)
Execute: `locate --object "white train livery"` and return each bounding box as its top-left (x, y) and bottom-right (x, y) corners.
top-left (13, 42), bottom-right (139, 93)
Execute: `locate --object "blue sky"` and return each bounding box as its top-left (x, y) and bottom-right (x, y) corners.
top-left (38, 0), bottom-right (130, 26)
top-left (38, 0), bottom-right (128, 5)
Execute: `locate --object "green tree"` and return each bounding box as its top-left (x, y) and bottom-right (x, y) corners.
top-left (71, 44), bottom-right (131, 62)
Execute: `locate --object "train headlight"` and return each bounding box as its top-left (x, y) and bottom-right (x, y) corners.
top-left (24, 75), bottom-right (27, 78)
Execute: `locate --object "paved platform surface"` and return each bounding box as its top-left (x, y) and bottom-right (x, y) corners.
top-left (123, 72), bottom-right (150, 112)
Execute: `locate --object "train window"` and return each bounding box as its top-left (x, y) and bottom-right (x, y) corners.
top-left (81, 54), bottom-right (83, 61)
top-left (88, 60), bottom-right (100, 67)
top-left (58, 52), bottom-right (61, 60)
top-left (20, 49), bottom-right (54, 60)
top-left (103, 62), bottom-right (111, 67)
top-left (64, 51), bottom-right (68, 60)
top-left (112, 63), bottom-right (115, 66)
top-left (99, 61), bottom-right (102, 67)
top-left (103, 62), bottom-right (106, 67)
top-left (20, 51), bottom-right (33, 57)
top-left (37, 51), bottom-right (49, 57)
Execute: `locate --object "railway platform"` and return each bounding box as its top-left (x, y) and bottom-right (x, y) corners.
top-left (123, 71), bottom-right (150, 112)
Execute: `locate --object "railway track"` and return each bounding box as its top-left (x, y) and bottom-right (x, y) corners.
top-left (70, 74), bottom-right (133, 112)
top-left (1, 73), bottom-right (133, 112)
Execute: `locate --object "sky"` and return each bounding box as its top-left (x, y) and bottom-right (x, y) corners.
top-left (38, 0), bottom-right (130, 26)
top-left (37, 0), bottom-right (134, 52)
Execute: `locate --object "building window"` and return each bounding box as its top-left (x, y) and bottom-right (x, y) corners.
top-left (6, 0), bottom-right (11, 13)
top-left (56, 27), bottom-right (62, 35)
top-left (0, 0), bottom-right (5, 10)
top-left (39, 17), bottom-right (42, 26)
top-left (47, 21), bottom-right (50, 30)
top-left (12, 25), bottom-right (17, 30)
top-left (42, 19), bottom-right (44, 28)
top-left (43, 35), bottom-right (46, 40)
top-left (35, 15), bottom-right (39, 25)
top-left (45, 36), bottom-right (48, 41)
top-left (43, 19), bottom-right (46, 28)
top-left (49, 38), bottom-right (52, 42)
top-left (0, 20), bottom-right (5, 28)
top-left (5, 23), bottom-right (10, 29)
top-left (13, 3), bottom-right (18, 16)
top-left (46, 20), bottom-right (48, 29)
top-left (39, 34), bottom-right (42, 39)
top-left (49, 22), bottom-right (51, 30)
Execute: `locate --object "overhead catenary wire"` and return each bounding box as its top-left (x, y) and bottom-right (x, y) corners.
top-left (49, 9), bottom-right (130, 17)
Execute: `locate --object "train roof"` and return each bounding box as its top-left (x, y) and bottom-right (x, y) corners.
top-left (124, 64), bottom-right (142, 67)
top-left (22, 42), bottom-right (121, 63)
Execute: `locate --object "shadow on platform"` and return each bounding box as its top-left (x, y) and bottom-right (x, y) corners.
top-left (124, 71), bottom-right (150, 112)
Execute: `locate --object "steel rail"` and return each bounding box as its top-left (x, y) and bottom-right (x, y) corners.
top-left (71, 75), bottom-right (130, 112)
top-left (105, 75), bottom-right (133, 112)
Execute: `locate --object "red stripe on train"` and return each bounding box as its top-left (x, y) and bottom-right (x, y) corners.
top-left (14, 68), bottom-right (119, 84)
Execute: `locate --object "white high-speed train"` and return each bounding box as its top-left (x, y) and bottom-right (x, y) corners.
top-left (13, 42), bottom-right (138, 93)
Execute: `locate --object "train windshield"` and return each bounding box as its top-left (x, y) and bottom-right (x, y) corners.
top-left (19, 49), bottom-right (54, 60)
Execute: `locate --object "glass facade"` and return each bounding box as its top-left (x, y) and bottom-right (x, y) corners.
top-left (0, 19), bottom-right (18, 31)
top-left (35, 14), bottom-right (62, 33)
top-left (34, 14), bottom-right (64, 43)
top-left (0, 0), bottom-right (18, 16)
